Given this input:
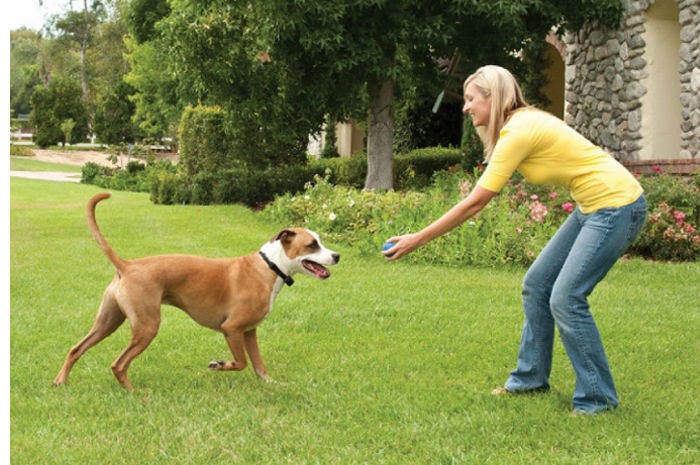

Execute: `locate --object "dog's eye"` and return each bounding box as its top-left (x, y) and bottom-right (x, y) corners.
top-left (307, 240), bottom-right (320, 250)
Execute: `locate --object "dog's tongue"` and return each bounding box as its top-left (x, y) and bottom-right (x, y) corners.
top-left (303, 260), bottom-right (331, 279)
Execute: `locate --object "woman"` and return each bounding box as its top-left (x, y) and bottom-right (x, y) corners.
top-left (384, 65), bottom-right (646, 415)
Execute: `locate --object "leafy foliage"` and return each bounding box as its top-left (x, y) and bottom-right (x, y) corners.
top-left (10, 29), bottom-right (43, 116)
top-left (93, 81), bottom-right (140, 144)
top-left (149, 0), bottom-right (622, 190)
top-left (124, 36), bottom-right (182, 139)
top-left (263, 170), bottom-right (574, 267)
top-left (30, 77), bottom-right (89, 147)
top-left (264, 170), bottom-right (700, 264)
top-left (634, 173), bottom-right (700, 261)
top-left (125, 0), bottom-right (171, 44)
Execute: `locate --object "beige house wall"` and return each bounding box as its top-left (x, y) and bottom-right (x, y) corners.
top-left (639, 0), bottom-right (682, 159)
top-left (335, 121), bottom-right (364, 157)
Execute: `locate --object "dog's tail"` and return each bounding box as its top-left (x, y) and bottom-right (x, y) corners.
top-left (87, 193), bottom-right (127, 274)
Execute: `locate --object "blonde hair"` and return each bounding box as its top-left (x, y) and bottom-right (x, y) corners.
top-left (464, 65), bottom-right (530, 162)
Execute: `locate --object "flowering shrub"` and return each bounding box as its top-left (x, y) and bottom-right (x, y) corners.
top-left (262, 171), bottom-right (428, 251)
top-left (264, 170), bottom-right (574, 267)
top-left (263, 169), bottom-right (699, 266)
top-left (632, 202), bottom-right (700, 261)
top-left (628, 172), bottom-right (700, 261)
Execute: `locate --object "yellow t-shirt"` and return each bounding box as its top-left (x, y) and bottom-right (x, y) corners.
top-left (476, 108), bottom-right (643, 214)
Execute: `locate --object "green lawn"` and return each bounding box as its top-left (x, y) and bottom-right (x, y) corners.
top-left (10, 178), bottom-right (699, 464)
top-left (10, 156), bottom-right (83, 173)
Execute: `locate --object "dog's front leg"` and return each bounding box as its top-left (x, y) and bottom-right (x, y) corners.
top-left (244, 329), bottom-right (272, 382)
top-left (208, 322), bottom-right (248, 373)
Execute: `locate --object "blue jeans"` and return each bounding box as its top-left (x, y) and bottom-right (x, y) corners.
top-left (504, 195), bottom-right (647, 413)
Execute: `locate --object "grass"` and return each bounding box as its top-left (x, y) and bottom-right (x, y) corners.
top-left (10, 177), bottom-right (700, 464)
top-left (10, 156), bottom-right (82, 173)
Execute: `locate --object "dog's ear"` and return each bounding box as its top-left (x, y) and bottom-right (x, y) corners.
top-left (271, 229), bottom-right (296, 244)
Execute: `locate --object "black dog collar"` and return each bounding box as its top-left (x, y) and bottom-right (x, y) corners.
top-left (258, 251), bottom-right (294, 286)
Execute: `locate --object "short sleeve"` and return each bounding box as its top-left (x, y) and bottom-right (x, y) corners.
top-left (476, 116), bottom-right (532, 193)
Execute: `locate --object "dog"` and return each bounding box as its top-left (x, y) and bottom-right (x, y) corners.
top-left (53, 193), bottom-right (339, 389)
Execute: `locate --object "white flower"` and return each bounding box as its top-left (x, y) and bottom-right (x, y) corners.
top-left (329, 213), bottom-right (337, 221)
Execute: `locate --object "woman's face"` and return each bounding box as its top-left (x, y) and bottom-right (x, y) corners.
top-left (463, 82), bottom-right (491, 127)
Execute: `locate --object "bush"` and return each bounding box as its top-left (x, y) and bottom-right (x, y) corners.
top-left (178, 105), bottom-right (233, 178)
top-left (309, 147), bottom-right (466, 190)
top-left (263, 169), bottom-right (700, 265)
top-left (309, 152), bottom-right (367, 188)
top-left (148, 166), bottom-right (190, 205)
top-left (394, 147), bottom-right (464, 190)
top-left (82, 159), bottom-right (176, 194)
top-left (30, 78), bottom-right (89, 148)
top-left (631, 172), bottom-right (700, 261)
top-left (81, 162), bottom-right (114, 185)
top-left (10, 144), bottom-right (33, 157)
top-left (263, 170), bottom-right (573, 267)
top-left (638, 172), bottom-right (699, 226)
top-left (632, 202), bottom-right (700, 261)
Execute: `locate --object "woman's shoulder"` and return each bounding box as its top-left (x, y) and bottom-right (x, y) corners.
top-left (510, 107), bottom-right (557, 122)
top-left (508, 108), bottom-right (568, 132)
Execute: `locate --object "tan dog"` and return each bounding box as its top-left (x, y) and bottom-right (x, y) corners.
top-left (53, 193), bottom-right (339, 389)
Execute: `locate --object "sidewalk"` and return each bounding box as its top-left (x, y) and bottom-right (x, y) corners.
top-left (10, 171), bottom-right (81, 183)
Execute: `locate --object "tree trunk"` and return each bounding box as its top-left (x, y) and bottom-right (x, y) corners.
top-left (365, 78), bottom-right (394, 191)
top-left (80, 0), bottom-right (89, 103)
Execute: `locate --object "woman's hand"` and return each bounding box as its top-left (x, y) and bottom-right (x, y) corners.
top-left (382, 233), bottom-right (425, 261)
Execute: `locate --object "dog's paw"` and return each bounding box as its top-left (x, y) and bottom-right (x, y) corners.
top-left (208, 360), bottom-right (226, 370)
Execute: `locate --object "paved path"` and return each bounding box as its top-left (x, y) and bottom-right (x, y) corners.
top-left (10, 171), bottom-right (82, 183)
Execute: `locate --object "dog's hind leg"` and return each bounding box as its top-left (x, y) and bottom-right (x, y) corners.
top-left (110, 312), bottom-right (160, 390)
top-left (53, 288), bottom-right (126, 386)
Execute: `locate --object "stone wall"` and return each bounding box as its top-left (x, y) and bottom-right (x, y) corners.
top-left (679, 0), bottom-right (700, 159)
top-left (563, 0), bottom-right (699, 162)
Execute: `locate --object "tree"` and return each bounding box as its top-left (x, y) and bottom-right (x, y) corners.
top-left (124, 36), bottom-right (182, 140)
top-left (153, 0), bottom-right (619, 190)
top-left (159, 2), bottom-right (313, 168)
top-left (30, 77), bottom-right (89, 147)
top-left (123, 0), bottom-right (180, 140)
top-left (125, 0), bottom-right (171, 43)
top-left (10, 29), bottom-right (43, 116)
top-left (93, 81), bottom-right (139, 144)
top-left (53, 0), bottom-right (105, 103)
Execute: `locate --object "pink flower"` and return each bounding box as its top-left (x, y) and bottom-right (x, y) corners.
top-left (549, 192), bottom-right (559, 199)
top-left (673, 210), bottom-right (686, 226)
top-left (652, 166), bottom-right (663, 173)
top-left (530, 194), bottom-right (539, 200)
top-left (529, 201), bottom-right (548, 223)
top-left (561, 202), bottom-right (574, 213)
